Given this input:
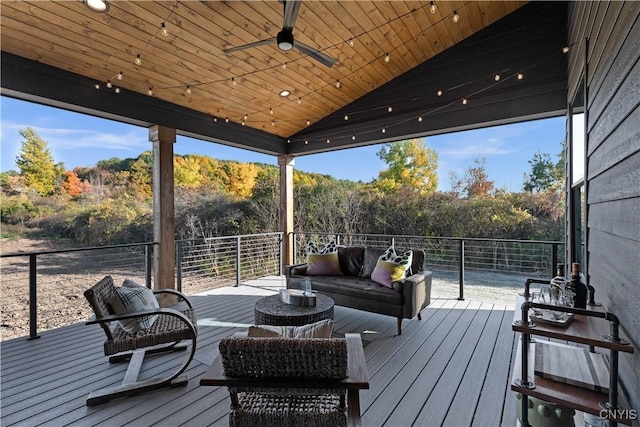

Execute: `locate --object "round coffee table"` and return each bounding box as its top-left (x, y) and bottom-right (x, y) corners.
top-left (254, 293), bottom-right (334, 326)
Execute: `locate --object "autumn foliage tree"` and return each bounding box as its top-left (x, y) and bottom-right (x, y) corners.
top-left (15, 127), bottom-right (63, 196)
top-left (375, 138), bottom-right (438, 195)
top-left (61, 170), bottom-right (90, 197)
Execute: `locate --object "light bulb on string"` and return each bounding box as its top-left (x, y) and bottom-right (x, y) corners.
top-left (304, 140), bottom-right (309, 145)
top-left (452, 11), bottom-right (460, 23)
top-left (430, 1), bottom-right (437, 14)
top-left (225, 117), bottom-right (229, 123)
top-left (306, 119), bottom-right (310, 126)
top-left (244, 113), bottom-right (248, 120)
top-left (232, 77), bottom-right (236, 87)
top-left (186, 85), bottom-right (192, 95)
top-left (287, 139), bottom-right (291, 144)
top-left (462, 98), bottom-right (468, 105)
top-left (134, 54), bottom-right (142, 66)
top-left (94, 83), bottom-right (100, 90)
top-left (384, 53), bottom-right (390, 63)
top-left (283, 62), bottom-right (287, 69)
top-left (387, 106), bottom-right (393, 113)
top-left (270, 107), bottom-right (273, 115)
top-left (115, 87), bottom-right (120, 94)
top-left (494, 74), bottom-right (501, 81)
top-left (437, 90), bottom-right (443, 96)
top-left (517, 72), bottom-right (524, 80)
top-left (106, 80), bottom-right (112, 88)
top-left (348, 38), bottom-right (354, 47)
top-left (241, 121), bottom-right (245, 126)
top-left (272, 120), bottom-right (276, 126)
top-left (161, 22), bottom-right (169, 36)
top-left (352, 135), bottom-right (356, 141)
top-left (336, 80), bottom-right (341, 88)
top-left (117, 71), bottom-right (123, 80)
top-left (344, 114), bottom-right (349, 121)
top-left (213, 117), bottom-right (218, 122)
top-left (298, 97), bottom-right (302, 104)
top-left (418, 116), bottom-right (423, 122)
top-left (326, 139), bottom-right (330, 144)
top-left (147, 87), bottom-right (153, 96)
top-left (382, 128), bottom-right (386, 134)
top-left (562, 46), bottom-right (570, 54)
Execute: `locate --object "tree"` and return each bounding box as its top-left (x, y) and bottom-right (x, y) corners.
top-left (450, 156), bottom-right (495, 198)
top-left (61, 170), bottom-right (91, 197)
top-left (15, 127), bottom-right (62, 196)
top-left (174, 156), bottom-right (203, 189)
top-left (523, 151), bottom-right (559, 192)
top-left (375, 138), bottom-right (438, 195)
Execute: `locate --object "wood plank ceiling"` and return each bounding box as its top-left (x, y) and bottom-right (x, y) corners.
top-left (0, 0), bottom-right (531, 154)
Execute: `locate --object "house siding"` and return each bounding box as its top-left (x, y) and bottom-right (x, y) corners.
top-left (569, 0), bottom-right (640, 412)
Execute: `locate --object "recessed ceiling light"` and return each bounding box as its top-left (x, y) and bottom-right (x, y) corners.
top-left (84, 0), bottom-right (109, 13)
top-left (279, 89), bottom-right (291, 97)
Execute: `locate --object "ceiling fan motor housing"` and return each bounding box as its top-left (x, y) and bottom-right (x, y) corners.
top-left (277, 29), bottom-right (294, 51)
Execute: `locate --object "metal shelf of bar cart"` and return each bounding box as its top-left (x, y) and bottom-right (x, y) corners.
top-left (511, 279), bottom-right (634, 427)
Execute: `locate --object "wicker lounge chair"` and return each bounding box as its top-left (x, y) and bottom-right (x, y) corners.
top-left (200, 333), bottom-right (369, 427)
top-left (83, 275), bottom-right (197, 406)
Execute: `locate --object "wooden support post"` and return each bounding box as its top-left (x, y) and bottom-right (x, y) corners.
top-left (279, 155), bottom-right (295, 271)
top-left (149, 125), bottom-right (176, 290)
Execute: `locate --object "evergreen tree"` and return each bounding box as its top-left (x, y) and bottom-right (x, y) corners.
top-left (15, 127), bottom-right (62, 196)
top-left (523, 151), bottom-right (559, 192)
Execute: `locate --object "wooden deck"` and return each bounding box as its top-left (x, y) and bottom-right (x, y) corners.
top-left (0, 278), bottom-right (518, 427)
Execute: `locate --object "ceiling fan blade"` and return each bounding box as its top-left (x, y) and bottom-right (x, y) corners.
top-left (282, 0), bottom-right (302, 30)
top-left (223, 38), bottom-right (275, 54)
top-left (294, 41), bottom-right (337, 68)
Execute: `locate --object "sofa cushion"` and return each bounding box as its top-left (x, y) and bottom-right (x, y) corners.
top-left (306, 241), bottom-right (342, 276)
top-left (337, 246), bottom-right (365, 276)
top-left (306, 275), bottom-right (403, 305)
top-left (371, 247), bottom-right (413, 288)
top-left (361, 247), bottom-right (385, 278)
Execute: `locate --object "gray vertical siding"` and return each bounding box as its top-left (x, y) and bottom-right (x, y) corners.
top-left (569, 1), bottom-right (640, 411)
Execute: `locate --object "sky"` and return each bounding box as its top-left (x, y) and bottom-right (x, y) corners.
top-left (0, 96), bottom-right (565, 192)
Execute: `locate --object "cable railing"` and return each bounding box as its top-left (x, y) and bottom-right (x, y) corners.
top-left (1, 231), bottom-right (561, 341)
top-left (292, 232), bottom-right (564, 301)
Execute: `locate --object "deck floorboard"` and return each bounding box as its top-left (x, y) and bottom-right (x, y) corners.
top-left (1, 278), bottom-right (517, 427)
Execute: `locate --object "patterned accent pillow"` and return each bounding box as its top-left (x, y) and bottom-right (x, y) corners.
top-left (305, 241), bottom-right (343, 276)
top-left (109, 279), bottom-right (159, 333)
top-left (247, 319), bottom-right (334, 338)
top-left (371, 247), bottom-right (413, 288)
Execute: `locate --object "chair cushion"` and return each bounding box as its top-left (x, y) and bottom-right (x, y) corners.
top-left (306, 241), bottom-right (342, 276)
top-left (109, 280), bottom-right (159, 333)
top-left (247, 319), bottom-right (334, 338)
top-left (371, 247), bottom-right (413, 288)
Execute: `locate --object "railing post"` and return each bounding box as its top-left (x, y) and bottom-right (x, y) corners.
top-left (28, 254), bottom-right (40, 340)
top-left (175, 241), bottom-right (183, 293)
top-left (279, 233), bottom-right (285, 275)
top-left (551, 242), bottom-right (558, 278)
top-left (292, 232), bottom-right (297, 265)
top-left (145, 244), bottom-right (153, 289)
top-left (458, 240), bottom-right (465, 301)
top-left (236, 236), bottom-right (241, 287)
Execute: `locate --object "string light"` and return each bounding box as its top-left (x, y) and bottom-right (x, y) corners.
top-left (418, 116), bottom-right (423, 122)
top-left (116, 71), bottom-right (123, 80)
top-left (382, 128), bottom-right (386, 133)
top-left (213, 117), bottom-right (218, 122)
top-left (232, 77), bottom-right (236, 87)
top-left (106, 80), bottom-right (112, 88)
top-left (147, 87), bottom-right (153, 96)
top-left (134, 54), bottom-right (142, 66)
top-left (452, 11), bottom-right (460, 23)
top-left (161, 22), bottom-right (169, 36)
top-left (352, 135), bottom-right (356, 140)
top-left (287, 139), bottom-right (291, 143)
top-left (562, 46), bottom-right (570, 54)
top-left (430, 1), bottom-right (437, 13)
top-left (494, 74), bottom-right (501, 81)
top-left (270, 107), bottom-right (273, 115)
top-left (384, 53), bottom-right (390, 63)
top-left (94, 83), bottom-right (100, 90)
top-left (225, 117), bottom-right (229, 123)
top-left (114, 87), bottom-right (120, 93)
top-left (282, 62), bottom-right (287, 69)
top-left (244, 113), bottom-right (248, 120)
top-left (437, 90), bottom-right (443, 96)
top-left (387, 106), bottom-right (393, 113)
top-left (326, 139), bottom-right (330, 143)
top-left (517, 72), bottom-right (524, 80)
top-left (241, 120), bottom-right (245, 126)
top-left (186, 85), bottom-right (191, 94)
top-left (462, 98), bottom-right (468, 105)
top-left (348, 38), bottom-right (354, 47)
top-left (304, 140), bottom-right (309, 145)
top-left (306, 119), bottom-right (310, 126)
top-left (336, 80), bottom-right (341, 88)
top-left (272, 120), bottom-right (275, 126)
top-left (344, 114), bottom-right (349, 121)
top-left (298, 97), bottom-right (302, 104)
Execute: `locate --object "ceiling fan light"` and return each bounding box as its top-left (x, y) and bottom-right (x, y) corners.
top-left (277, 30), bottom-right (294, 51)
top-left (84, 0), bottom-right (109, 13)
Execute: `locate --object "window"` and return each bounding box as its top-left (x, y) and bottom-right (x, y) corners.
top-left (569, 81), bottom-right (585, 267)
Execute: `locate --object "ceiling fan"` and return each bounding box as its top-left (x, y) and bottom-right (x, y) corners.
top-left (223, 0), bottom-right (337, 68)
